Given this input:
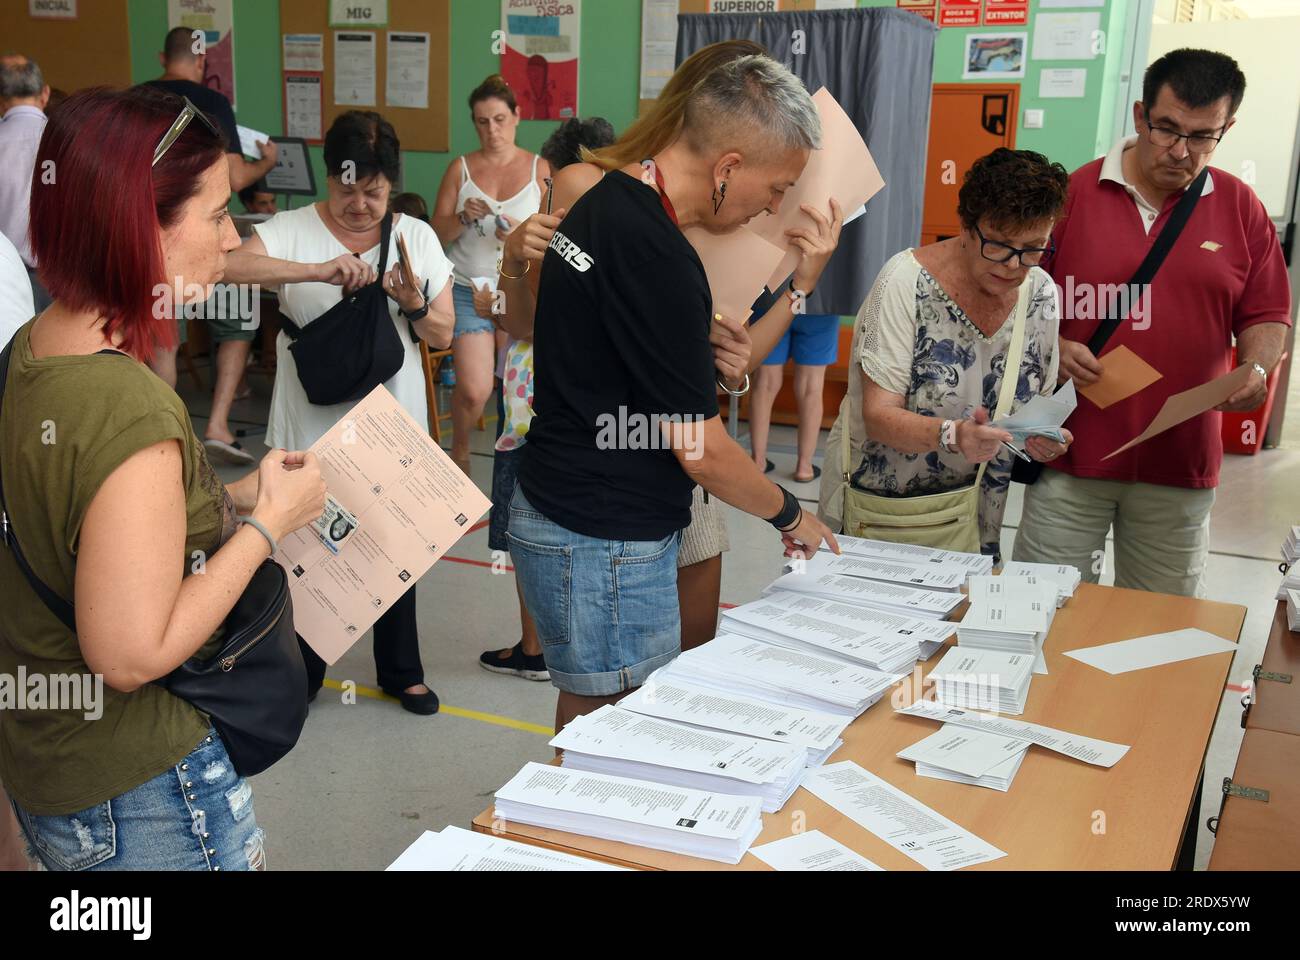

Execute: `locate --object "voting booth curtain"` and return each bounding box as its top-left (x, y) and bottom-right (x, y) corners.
top-left (675, 8), bottom-right (936, 317)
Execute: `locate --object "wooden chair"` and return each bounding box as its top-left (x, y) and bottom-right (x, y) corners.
top-left (420, 343), bottom-right (486, 444)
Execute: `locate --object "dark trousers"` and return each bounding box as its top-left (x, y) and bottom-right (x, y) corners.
top-left (299, 584), bottom-right (424, 695)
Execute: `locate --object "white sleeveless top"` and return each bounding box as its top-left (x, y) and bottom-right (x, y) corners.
top-left (445, 153), bottom-right (543, 287)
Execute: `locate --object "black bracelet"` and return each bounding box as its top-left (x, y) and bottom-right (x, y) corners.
top-left (767, 485), bottom-right (801, 531)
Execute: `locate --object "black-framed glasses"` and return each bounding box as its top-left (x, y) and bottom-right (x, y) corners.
top-left (973, 224), bottom-right (1054, 267)
top-left (1140, 108), bottom-right (1224, 155)
top-left (152, 97), bottom-right (221, 167)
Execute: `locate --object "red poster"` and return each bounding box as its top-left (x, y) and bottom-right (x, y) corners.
top-left (939, 0), bottom-right (981, 27)
top-left (984, 0), bottom-right (1027, 26)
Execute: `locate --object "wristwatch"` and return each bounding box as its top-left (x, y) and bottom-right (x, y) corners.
top-left (401, 297), bottom-right (430, 322)
top-left (1251, 362), bottom-right (1267, 379)
top-left (940, 418), bottom-right (960, 454)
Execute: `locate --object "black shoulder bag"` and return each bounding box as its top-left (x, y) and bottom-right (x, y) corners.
top-left (280, 211), bottom-right (406, 406)
top-left (1013, 166), bottom-right (1209, 485)
top-left (0, 339), bottom-right (307, 777)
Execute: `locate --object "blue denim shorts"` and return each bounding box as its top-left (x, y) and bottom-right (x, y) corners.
top-left (507, 488), bottom-right (681, 696)
top-left (452, 282), bottom-right (497, 339)
top-left (10, 728), bottom-right (264, 871)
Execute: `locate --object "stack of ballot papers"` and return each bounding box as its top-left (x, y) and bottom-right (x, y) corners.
top-left (826, 534), bottom-right (994, 577)
top-left (620, 675), bottom-right (850, 766)
top-left (991, 380), bottom-right (1077, 455)
top-left (1282, 525), bottom-right (1299, 564)
top-left (958, 575), bottom-right (1056, 674)
top-left (999, 560), bottom-right (1082, 607)
top-left (387, 825), bottom-right (624, 871)
top-left (897, 724), bottom-right (1030, 792)
top-left (1278, 564), bottom-right (1300, 602)
top-left (795, 550), bottom-right (969, 593)
top-left (1287, 589), bottom-right (1300, 632)
top-left (764, 568), bottom-right (963, 621)
top-left (928, 647), bottom-right (1034, 715)
top-left (719, 592), bottom-right (954, 670)
top-left (552, 706), bottom-right (807, 813)
top-left (662, 633), bottom-right (906, 718)
top-left (493, 762), bottom-right (763, 864)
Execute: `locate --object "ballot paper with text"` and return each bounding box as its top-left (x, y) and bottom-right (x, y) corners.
top-left (720, 592), bottom-right (953, 672)
top-left (387, 825), bottom-right (625, 871)
top-left (824, 534), bottom-right (994, 575)
top-left (915, 746), bottom-right (1028, 792)
top-left (274, 386), bottom-right (492, 663)
top-left (991, 379), bottom-right (1077, 454)
top-left (999, 560), bottom-right (1082, 607)
top-left (795, 550), bottom-right (969, 592)
top-left (803, 761), bottom-right (1006, 870)
top-left (897, 699), bottom-right (1130, 767)
top-left (928, 647), bottom-right (1035, 715)
top-left (897, 724), bottom-right (1031, 779)
top-left (663, 634), bottom-right (906, 717)
top-left (552, 706), bottom-right (807, 813)
top-left (620, 675), bottom-right (850, 766)
top-left (765, 569), bottom-right (964, 621)
top-left (749, 830), bottom-right (884, 872)
top-left (493, 762), bottom-right (764, 864)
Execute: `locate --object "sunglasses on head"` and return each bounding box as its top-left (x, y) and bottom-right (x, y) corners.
top-left (152, 96), bottom-right (221, 167)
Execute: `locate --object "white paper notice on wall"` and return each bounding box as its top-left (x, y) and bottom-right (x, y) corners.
top-left (29, 0), bottom-right (77, 18)
top-left (1039, 68), bottom-right (1087, 99)
top-left (1032, 12), bottom-right (1102, 61)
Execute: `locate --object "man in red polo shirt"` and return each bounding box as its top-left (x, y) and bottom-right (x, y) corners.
top-left (1013, 49), bottom-right (1291, 598)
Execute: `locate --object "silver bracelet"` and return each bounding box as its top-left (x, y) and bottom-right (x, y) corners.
top-left (717, 373), bottom-right (751, 397)
top-left (239, 516), bottom-right (278, 555)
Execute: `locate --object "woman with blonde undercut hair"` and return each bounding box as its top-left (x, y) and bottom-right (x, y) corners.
top-left (495, 41), bottom-right (843, 656)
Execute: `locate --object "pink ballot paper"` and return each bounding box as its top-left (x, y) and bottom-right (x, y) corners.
top-left (747, 87), bottom-right (886, 291)
top-left (273, 385), bottom-right (492, 664)
top-left (683, 224), bottom-right (786, 324)
top-left (1101, 363), bottom-right (1253, 461)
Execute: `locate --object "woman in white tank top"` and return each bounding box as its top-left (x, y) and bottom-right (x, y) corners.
top-left (433, 75), bottom-right (549, 476)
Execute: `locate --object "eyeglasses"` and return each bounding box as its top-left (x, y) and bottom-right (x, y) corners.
top-left (152, 97), bottom-right (221, 167)
top-left (1141, 109), bottom-right (1224, 156)
top-left (973, 224), bottom-right (1054, 267)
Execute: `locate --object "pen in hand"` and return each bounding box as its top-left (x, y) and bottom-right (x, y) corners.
top-left (1002, 440), bottom-right (1032, 463)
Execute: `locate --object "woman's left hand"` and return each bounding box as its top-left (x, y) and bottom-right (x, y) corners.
top-left (383, 262), bottom-right (426, 315)
top-left (471, 284), bottom-right (496, 320)
top-left (1026, 428), bottom-right (1073, 463)
top-left (711, 312), bottom-right (752, 385)
top-left (789, 198), bottom-right (845, 294)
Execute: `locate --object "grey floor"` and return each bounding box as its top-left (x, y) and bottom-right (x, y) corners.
top-left (184, 366), bottom-right (1300, 871)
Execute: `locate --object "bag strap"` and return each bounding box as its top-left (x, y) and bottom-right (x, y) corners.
top-left (1086, 165), bottom-right (1208, 356)
top-left (0, 337), bottom-right (78, 632)
top-left (975, 274), bottom-right (1034, 488)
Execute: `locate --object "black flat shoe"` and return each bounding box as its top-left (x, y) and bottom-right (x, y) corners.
top-left (793, 465), bottom-right (822, 483)
top-left (764, 459), bottom-right (775, 474)
top-left (382, 685), bottom-right (440, 716)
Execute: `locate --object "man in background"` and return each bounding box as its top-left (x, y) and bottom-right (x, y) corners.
top-left (0, 54), bottom-right (50, 312)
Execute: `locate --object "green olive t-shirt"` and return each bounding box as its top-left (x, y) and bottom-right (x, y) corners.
top-left (0, 321), bottom-right (233, 815)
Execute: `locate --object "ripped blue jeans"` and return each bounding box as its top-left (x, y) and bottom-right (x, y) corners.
top-left (9, 727), bottom-right (264, 871)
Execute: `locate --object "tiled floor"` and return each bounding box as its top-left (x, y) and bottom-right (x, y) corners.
top-left (182, 369), bottom-right (1299, 871)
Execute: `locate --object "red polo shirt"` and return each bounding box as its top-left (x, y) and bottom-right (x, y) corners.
top-left (1046, 151), bottom-right (1291, 489)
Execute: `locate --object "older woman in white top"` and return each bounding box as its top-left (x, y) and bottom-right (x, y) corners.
top-left (226, 110), bottom-right (454, 715)
top-left (433, 74), bottom-right (550, 477)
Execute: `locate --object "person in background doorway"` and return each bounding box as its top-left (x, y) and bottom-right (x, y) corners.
top-left (239, 184), bottom-right (278, 216)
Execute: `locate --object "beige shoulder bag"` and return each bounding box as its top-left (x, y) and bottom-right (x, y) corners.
top-left (839, 275), bottom-right (1032, 553)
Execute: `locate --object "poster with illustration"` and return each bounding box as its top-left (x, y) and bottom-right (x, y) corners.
top-left (500, 0), bottom-right (580, 121)
top-left (168, 0), bottom-right (236, 108)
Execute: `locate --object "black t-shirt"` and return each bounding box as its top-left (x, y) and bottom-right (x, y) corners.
top-left (146, 78), bottom-right (241, 156)
top-left (520, 171), bottom-right (720, 541)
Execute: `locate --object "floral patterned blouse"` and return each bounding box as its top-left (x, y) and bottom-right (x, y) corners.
top-left (849, 249), bottom-right (1060, 558)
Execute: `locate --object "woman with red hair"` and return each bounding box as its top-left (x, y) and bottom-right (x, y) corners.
top-left (0, 86), bottom-right (327, 871)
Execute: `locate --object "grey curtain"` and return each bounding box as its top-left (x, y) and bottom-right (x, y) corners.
top-left (676, 8), bottom-right (936, 317)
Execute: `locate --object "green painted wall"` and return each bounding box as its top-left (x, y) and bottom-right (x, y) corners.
top-left (126, 0), bottom-right (1126, 203)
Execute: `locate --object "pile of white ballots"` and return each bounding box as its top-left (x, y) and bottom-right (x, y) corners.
top-left (958, 575), bottom-right (1056, 675)
top-left (492, 761), bottom-right (764, 865)
top-left (656, 632), bottom-right (907, 718)
top-left (1288, 588), bottom-right (1300, 633)
top-left (719, 591), bottom-right (954, 672)
top-left (551, 705), bottom-right (807, 813)
top-left (927, 646), bottom-right (1035, 716)
top-left (387, 825), bottom-right (626, 871)
top-left (1283, 525), bottom-right (1299, 565)
top-left (896, 724), bottom-right (1030, 792)
top-left (999, 560), bottom-right (1082, 608)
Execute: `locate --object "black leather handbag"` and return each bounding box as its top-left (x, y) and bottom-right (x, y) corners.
top-left (0, 338), bottom-right (307, 778)
top-left (280, 211), bottom-right (405, 406)
top-left (1012, 166), bottom-right (1208, 485)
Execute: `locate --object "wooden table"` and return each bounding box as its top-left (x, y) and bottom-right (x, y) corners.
top-left (473, 583), bottom-right (1244, 870)
top-left (1242, 600), bottom-right (1300, 737)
